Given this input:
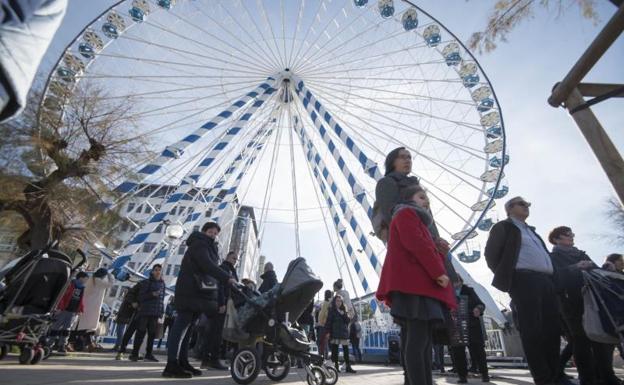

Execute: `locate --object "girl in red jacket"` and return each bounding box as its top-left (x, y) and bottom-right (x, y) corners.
top-left (376, 185), bottom-right (456, 385)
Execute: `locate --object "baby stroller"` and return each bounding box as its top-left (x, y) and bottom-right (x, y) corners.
top-left (0, 246), bottom-right (85, 364)
top-left (226, 258), bottom-right (338, 385)
top-left (582, 269), bottom-right (624, 348)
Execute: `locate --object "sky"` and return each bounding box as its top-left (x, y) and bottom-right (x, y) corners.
top-left (37, 0), bottom-right (624, 308)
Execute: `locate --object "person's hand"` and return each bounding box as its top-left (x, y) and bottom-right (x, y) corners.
top-left (576, 260), bottom-right (593, 270)
top-left (473, 308), bottom-right (481, 318)
top-left (436, 274), bottom-right (449, 288)
top-left (435, 238), bottom-right (451, 255)
top-left (131, 302), bottom-right (138, 309)
top-left (219, 305), bottom-right (226, 314)
top-left (228, 278), bottom-right (237, 286)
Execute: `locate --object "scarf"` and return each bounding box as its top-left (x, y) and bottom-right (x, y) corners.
top-left (392, 201), bottom-right (433, 227)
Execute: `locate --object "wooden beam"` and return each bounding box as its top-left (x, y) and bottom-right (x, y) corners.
top-left (549, 3), bottom-right (624, 106)
top-left (577, 83), bottom-right (624, 98)
top-left (565, 88), bottom-right (624, 204)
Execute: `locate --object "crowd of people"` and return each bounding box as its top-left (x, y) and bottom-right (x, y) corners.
top-left (374, 146), bottom-right (623, 385)
top-left (44, 145), bottom-right (623, 385)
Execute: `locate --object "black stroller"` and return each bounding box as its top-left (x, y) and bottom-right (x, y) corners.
top-left (582, 269), bottom-right (624, 348)
top-left (226, 258), bottom-right (338, 385)
top-left (0, 247), bottom-right (85, 364)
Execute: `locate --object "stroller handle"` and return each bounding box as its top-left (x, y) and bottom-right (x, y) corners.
top-left (73, 249), bottom-right (87, 272)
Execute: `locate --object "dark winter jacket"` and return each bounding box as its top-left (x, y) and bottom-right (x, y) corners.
top-left (326, 300), bottom-right (351, 340)
top-left (551, 246), bottom-right (596, 319)
top-left (298, 302), bottom-right (314, 327)
top-left (458, 285), bottom-right (486, 345)
top-left (137, 276), bottom-right (165, 317)
top-left (115, 283), bottom-right (139, 324)
top-left (218, 260), bottom-right (239, 307)
top-left (174, 232), bottom-right (231, 314)
top-left (484, 218), bottom-right (550, 292)
top-left (258, 270), bottom-right (278, 293)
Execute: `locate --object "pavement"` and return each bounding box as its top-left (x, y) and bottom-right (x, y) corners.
top-left (0, 350), bottom-right (591, 385)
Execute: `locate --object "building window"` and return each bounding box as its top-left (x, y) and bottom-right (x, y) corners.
top-left (127, 202), bottom-right (135, 213)
top-left (169, 207), bottom-right (176, 215)
top-left (178, 244), bottom-right (186, 255)
top-left (179, 206), bottom-right (186, 215)
top-left (155, 224), bottom-right (163, 233)
top-left (173, 264), bottom-right (181, 277)
top-left (143, 242), bottom-right (156, 253)
top-left (136, 204), bottom-right (143, 213)
top-left (144, 205), bottom-right (152, 214)
top-left (109, 285), bottom-right (119, 298)
top-left (166, 264), bottom-right (172, 276)
top-left (205, 209), bottom-right (212, 217)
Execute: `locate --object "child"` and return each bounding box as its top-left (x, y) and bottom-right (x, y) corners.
top-left (51, 271), bottom-right (89, 354)
top-left (376, 185), bottom-right (456, 385)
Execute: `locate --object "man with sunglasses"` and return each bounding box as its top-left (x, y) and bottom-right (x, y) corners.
top-left (485, 196), bottom-right (562, 385)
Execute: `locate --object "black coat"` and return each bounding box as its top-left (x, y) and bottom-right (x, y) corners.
top-left (217, 260), bottom-right (239, 306)
top-left (460, 285), bottom-right (487, 345)
top-left (326, 305), bottom-right (350, 340)
top-left (484, 218), bottom-right (550, 292)
top-left (174, 232), bottom-right (231, 314)
top-left (137, 276), bottom-right (165, 317)
top-left (116, 283), bottom-right (139, 324)
top-left (551, 246), bottom-right (595, 319)
top-left (258, 270), bottom-right (278, 293)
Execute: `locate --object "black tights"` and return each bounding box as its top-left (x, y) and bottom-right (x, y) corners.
top-left (330, 344), bottom-right (352, 368)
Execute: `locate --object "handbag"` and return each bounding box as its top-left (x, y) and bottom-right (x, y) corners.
top-left (194, 273), bottom-right (218, 293)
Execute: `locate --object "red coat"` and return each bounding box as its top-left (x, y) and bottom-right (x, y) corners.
top-left (376, 207), bottom-right (457, 310)
top-left (57, 281), bottom-right (85, 313)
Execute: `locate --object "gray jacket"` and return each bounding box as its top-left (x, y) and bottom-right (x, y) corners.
top-left (0, 0), bottom-right (67, 121)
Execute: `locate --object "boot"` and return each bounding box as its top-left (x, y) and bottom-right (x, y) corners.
top-left (162, 360), bottom-right (193, 378)
top-left (179, 359), bottom-right (202, 376)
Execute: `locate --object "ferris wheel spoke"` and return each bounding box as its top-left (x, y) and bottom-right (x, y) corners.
top-left (305, 87), bottom-right (489, 190)
top-left (308, 81), bottom-right (486, 140)
top-left (256, 0), bottom-right (290, 69)
top-left (185, 1), bottom-right (281, 72)
top-left (236, 0), bottom-right (286, 70)
top-left (287, 0), bottom-right (330, 73)
top-left (291, 1), bottom-right (373, 73)
top-left (287, 0), bottom-right (355, 74)
top-left (306, 83), bottom-right (487, 157)
top-left (167, 4), bottom-right (279, 72)
top-left (306, 77), bottom-right (475, 106)
top-left (285, 0), bottom-right (305, 69)
top-left (118, 34), bottom-right (273, 76)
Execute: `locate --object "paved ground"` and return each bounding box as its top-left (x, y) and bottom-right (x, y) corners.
top-left (0, 351), bottom-right (584, 385)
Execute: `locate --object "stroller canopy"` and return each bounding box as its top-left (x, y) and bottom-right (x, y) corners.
top-left (277, 258), bottom-right (323, 323)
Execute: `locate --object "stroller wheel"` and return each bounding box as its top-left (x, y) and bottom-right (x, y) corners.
top-left (323, 365), bottom-right (339, 385)
top-left (306, 366), bottom-right (326, 385)
top-left (18, 347), bottom-right (34, 365)
top-left (231, 348), bottom-right (261, 385)
top-left (264, 352), bottom-right (290, 381)
top-left (42, 346), bottom-right (52, 360)
top-left (30, 347), bottom-right (44, 365)
top-left (0, 344), bottom-right (8, 360)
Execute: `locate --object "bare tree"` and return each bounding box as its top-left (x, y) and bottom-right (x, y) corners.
top-left (468, 0), bottom-right (600, 54)
top-left (604, 197), bottom-right (624, 246)
top-left (0, 82), bottom-right (153, 251)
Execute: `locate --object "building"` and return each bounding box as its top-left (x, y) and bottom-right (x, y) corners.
top-left (104, 183), bottom-right (261, 309)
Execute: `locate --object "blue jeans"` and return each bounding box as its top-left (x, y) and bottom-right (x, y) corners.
top-left (167, 311), bottom-right (197, 363)
top-left (114, 323), bottom-right (126, 349)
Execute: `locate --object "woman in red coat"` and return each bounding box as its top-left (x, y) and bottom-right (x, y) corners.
top-left (376, 185), bottom-right (456, 385)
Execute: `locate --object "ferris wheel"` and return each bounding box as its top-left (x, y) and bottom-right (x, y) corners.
top-left (41, 0), bottom-right (508, 296)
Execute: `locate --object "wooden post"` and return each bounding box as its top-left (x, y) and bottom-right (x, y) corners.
top-left (565, 88), bottom-right (624, 204)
